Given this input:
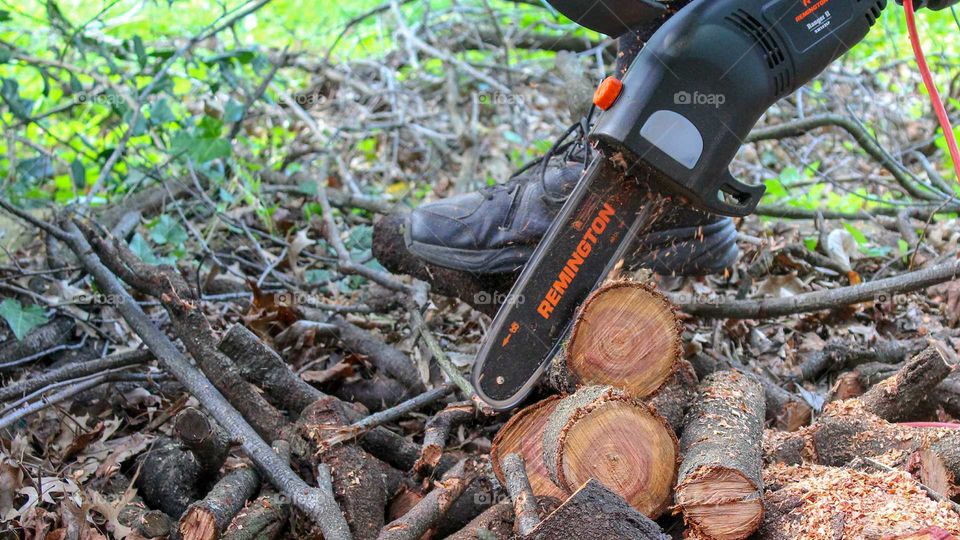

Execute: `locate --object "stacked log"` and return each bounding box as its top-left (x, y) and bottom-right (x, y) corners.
top-left (675, 370), bottom-right (765, 540)
top-left (541, 386), bottom-right (678, 517)
top-left (553, 281), bottom-right (681, 397)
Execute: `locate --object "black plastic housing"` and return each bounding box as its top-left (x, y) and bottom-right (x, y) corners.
top-left (591, 0), bottom-right (887, 216)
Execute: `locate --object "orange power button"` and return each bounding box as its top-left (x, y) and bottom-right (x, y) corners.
top-left (593, 77), bottom-right (623, 110)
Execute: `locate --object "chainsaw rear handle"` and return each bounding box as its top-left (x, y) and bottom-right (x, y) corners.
top-left (589, 0), bottom-right (888, 217)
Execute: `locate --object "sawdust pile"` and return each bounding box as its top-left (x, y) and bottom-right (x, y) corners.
top-left (761, 463), bottom-right (960, 540)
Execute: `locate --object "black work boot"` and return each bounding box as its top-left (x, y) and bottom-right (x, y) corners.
top-left (385, 149), bottom-right (737, 272)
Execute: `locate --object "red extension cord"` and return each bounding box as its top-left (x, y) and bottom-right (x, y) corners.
top-left (903, 0), bottom-right (960, 183)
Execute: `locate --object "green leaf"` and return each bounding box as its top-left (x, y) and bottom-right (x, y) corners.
top-left (133, 36), bottom-right (147, 68)
top-left (70, 159), bottom-right (86, 188)
top-left (843, 222), bottom-right (869, 246)
top-left (171, 132), bottom-right (232, 163)
top-left (0, 299), bottom-right (49, 340)
top-left (0, 9), bottom-right (10, 22)
top-left (150, 99), bottom-right (177, 125)
top-left (197, 116), bottom-right (224, 138)
top-left (129, 233), bottom-right (175, 266)
top-left (1, 78), bottom-right (34, 120)
top-left (224, 99), bottom-right (245, 123)
top-left (150, 214), bottom-right (188, 246)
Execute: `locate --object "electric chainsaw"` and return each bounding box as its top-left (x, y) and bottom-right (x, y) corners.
top-left (472, 0), bottom-right (960, 410)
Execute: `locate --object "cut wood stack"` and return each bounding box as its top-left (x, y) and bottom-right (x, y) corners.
top-left (492, 281), bottom-right (686, 519)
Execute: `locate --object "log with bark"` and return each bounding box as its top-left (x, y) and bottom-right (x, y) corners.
top-left (523, 479), bottom-right (669, 540)
top-left (378, 458), bottom-right (479, 540)
top-left (675, 370), bottom-right (765, 540)
top-left (490, 396), bottom-right (567, 499)
top-left (765, 347), bottom-right (960, 498)
top-left (414, 401), bottom-right (475, 475)
top-left (218, 324), bottom-right (322, 415)
top-left (541, 386), bottom-right (678, 517)
top-left (174, 407), bottom-right (231, 480)
top-left (178, 466), bottom-right (261, 540)
top-left (135, 436), bottom-right (205, 518)
top-left (647, 359), bottom-right (699, 433)
top-left (298, 396), bottom-right (404, 540)
top-left (552, 281), bottom-right (681, 397)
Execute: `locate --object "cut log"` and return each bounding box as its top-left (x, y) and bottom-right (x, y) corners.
top-left (118, 502), bottom-right (172, 539)
top-left (179, 466), bottom-right (260, 540)
top-left (675, 370), bottom-right (765, 540)
top-left (541, 386), bottom-right (678, 517)
top-left (561, 281), bottom-right (680, 398)
top-left (647, 359), bottom-right (698, 432)
top-left (523, 479), bottom-right (669, 540)
top-left (135, 436), bottom-right (204, 518)
top-left (856, 345), bottom-right (951, 422)
top-left (222, 492), bottom-right (289, 540)
top-left (175, 407), bottom-right (230, 478)
top-left (916, 437), bottom-right (960, 498)
top-left (491, 396), bottom-right (567, 499)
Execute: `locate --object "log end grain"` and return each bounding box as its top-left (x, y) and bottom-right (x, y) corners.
top-left (675, 466), bottom-right (763, 540)
top-left (542, 386), bottom-right (678, 518)
top-left (179, 507), bottom-right (219, 540)
top-left (566, 281), bottom-right (681, 398)
top-left (490, 396), bottom-right (567, 499)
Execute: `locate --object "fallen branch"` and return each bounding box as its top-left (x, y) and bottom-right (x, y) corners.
top-left (30, 214), bottom-right (352, 539)
top-left (501, 453), bottom-right (540, 536)
top-left (414, 401), bottom-right (475, 475)
top-left (673, 257), bottom-right (960, 319)
top-left (0, 348), bottom-right (151, 402)
top-left (377, 458), bottom-right (478, 540)
top-left (0, 317), bottom-right (75, 371)
top-left (323, 385), bottom-right (454, 450)
top-left (218, 324), bottom-right (323, 415)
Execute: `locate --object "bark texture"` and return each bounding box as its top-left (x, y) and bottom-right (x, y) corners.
top-left (377, 459), bottom-right (478, 540)
top-left (524, 479), bottom-right (669, 540)
top-left (178, 466), bottom-right (261, 540)
top-left (647, 359), bottom-right (698, 433)
top-left (135, 436), bottom-right (204, 518)
top-left (856, 345), bottom-right (950, 422)
top-left (175, 407), bottom-right (230, 478)
top-left (218, 324), bottom-right (323, 415)
top-left (675, 370), bottom-right (765, 540)
top-left (490, 396), bottom-right (567, 499)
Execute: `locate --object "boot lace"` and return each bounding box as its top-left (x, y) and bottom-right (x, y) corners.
top-left (481, 106), bottom-right (597, 226)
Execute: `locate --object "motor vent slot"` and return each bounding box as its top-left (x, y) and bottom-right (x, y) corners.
top-left (726, 9), bottom-right (785, 69)
top-left (726, 8), bottom-right (793, 97)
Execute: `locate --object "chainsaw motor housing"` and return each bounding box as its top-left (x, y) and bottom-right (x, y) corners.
top-left (590, 0), bottom-right (887, 216)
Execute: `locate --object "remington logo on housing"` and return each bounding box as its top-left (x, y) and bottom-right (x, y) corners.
top-left (536, 202), bottom-right (616, 320)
